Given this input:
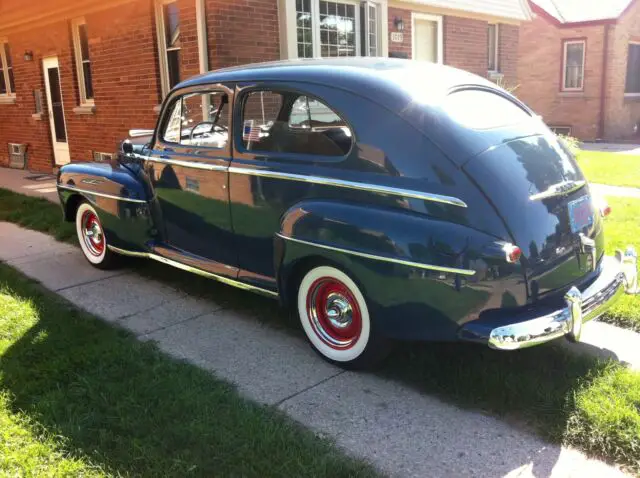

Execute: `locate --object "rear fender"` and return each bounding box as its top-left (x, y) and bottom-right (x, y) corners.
top-left (276, 200), bottom-right (527, 341)
top-left (57, 162), bottom-right (155, 251)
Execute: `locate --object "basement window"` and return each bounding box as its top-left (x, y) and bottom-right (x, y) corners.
top-left (625, 42), bottom-right (640, 96)
top-left (155, 0), bottom-right (181, 99)
top-left (72, 18), bottom-right (95, 106)
top-left (0, 41), bottom-right (16, 100)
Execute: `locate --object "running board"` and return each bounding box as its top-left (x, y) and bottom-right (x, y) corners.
top-left (107, 245), bottom-right (279, 299)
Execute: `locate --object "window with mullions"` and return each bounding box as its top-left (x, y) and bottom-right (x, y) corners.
top-left (295, 0), bottom-right (381, 58)
top-left (0, 42), bottom-right (15, 96)
top-left (155, 0), bottom-right (181, 98)
top-left (72, 19), bottom-right (94, 104)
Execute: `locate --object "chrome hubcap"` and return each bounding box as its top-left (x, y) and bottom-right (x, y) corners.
top-left (81, 211), bottom-right (105, 257)
top-left (325, 293), bottom-right (353, 329)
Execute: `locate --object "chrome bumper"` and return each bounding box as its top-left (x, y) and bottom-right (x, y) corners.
top-left (489, 249), bottom-right (637, 351)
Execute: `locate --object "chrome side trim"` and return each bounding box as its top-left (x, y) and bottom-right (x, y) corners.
top-left (129, 129), bottom-right (154, 137)
top-left (277, 233), bottom-right (476, 276)
top-left (529, 180), bottom-right (586, 201)
top-left (229, 167), bottom-right (467, 208)
top-left (144, 155), bottom-right (228, 171)
top-left (107, 245), bottom-right (279, 298)
top-left (57, 184), bottom-right (148, 204)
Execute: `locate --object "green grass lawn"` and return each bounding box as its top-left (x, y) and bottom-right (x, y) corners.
top-left (0, 264), bottom-right (377, 477)
top-left (1, 187), bottom-right (640, 473)
top-left (577, 150), bottom-right (640, 188)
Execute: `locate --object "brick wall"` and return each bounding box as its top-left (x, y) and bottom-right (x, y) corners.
top-left (443, 16), bottom-right (487, 78)
top-left (604, 0), bottom-right (640, 139)
top-left (498, 24), bottom-right (519, 88)
top-left (518, 15), bottom-right (605, 140)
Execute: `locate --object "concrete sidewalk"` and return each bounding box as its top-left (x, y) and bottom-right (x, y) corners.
top-left (0, 168), bottom-right (58, 202)
top-left (0, 221), bottom-right (631, 478)
top-left (591, 183), bottom-right (640, 199)
top-left (581, 143), bottom-right (640, 155)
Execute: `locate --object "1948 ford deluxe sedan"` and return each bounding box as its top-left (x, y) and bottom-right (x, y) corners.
top-left (56, 58), bottom-right (638, 368)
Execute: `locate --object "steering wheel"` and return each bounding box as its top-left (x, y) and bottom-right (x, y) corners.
top-left (189, 121), bottom-right (228, 142)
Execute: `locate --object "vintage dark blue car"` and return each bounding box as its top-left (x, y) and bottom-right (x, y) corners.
top-left (57, 58), bottom-right (637, 367)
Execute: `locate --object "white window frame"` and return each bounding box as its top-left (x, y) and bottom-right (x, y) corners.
top-left (624, 41), bottom-right (640, 97)
top-left (487, 23), bottom-right (499, 73)
top-left (280, 0), bottom-right (387, 59)
top-left (0, 38), bottom-right (16, 99)
top-left (71, 18), bottom-right (94, 106)
top-left (154, 0), bottom-right (180, 99)
top-left (561, 39), bottom-right (586, 92)
top-left (411, 13), bottom-right (443, 64)
top-left (362, 1), bottom-right (381, 57)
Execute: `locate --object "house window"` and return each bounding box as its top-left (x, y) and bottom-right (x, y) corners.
top-left (487, 24), bottom-right (499, 72)
top-left (294, 0), bottom-right (381, 58)
top-left (72, 19), bottom-right (94, 104)
top-left (562, 40), bottom-right (585, 91)
top-left (625, 42), bottom-right (640, 95)
top-left (155, 0), bottom-right (181, 98)
top-left (0, 42), bottom-right (15, 96)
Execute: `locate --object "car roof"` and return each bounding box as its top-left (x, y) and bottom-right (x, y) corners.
top-left (176, 58), bottom-right (496, 111)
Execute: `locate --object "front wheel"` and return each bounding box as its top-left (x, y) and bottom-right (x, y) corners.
top-left (75, 202), bottom-right (119, 269)
top-left (297, 265), bottom-right (389, 369)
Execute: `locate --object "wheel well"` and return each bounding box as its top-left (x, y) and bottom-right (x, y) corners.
top-left (282, 255), bottom-right (345, 309)
top-left (64, 194), bottom-right (85, 222)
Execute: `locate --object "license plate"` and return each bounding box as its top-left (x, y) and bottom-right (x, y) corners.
top-left (568, 196), bottom-right (594, 233)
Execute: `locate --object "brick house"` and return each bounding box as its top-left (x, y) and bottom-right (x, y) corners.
top-left (0, 0), bottom-right (530, 173)
top-left (518, 0), bottom-right (640, 141)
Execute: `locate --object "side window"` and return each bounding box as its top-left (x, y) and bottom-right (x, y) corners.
top-left (162, 91), bottom-right (229, 148)
top-left (241, 91), bottom-right (352, 157)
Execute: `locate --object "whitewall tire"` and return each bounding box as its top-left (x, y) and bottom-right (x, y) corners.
top-left (297, 265), bottom-right (376, 366)
top-left (75, 202), bottom-right (117, 269)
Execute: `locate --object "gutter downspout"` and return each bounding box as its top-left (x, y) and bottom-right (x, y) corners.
top-left (196, 0), bottom-right (209, 74)
top-left (598, 24), bottom-right (610, 140)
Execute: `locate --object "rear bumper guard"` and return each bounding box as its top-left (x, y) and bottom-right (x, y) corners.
top-left (487, 248), bottom-right (637, 351)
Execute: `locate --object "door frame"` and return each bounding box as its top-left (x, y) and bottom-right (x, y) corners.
top-left (42, 56), bottom-right (71, 166)
top-left (411, 12), bottom-right (444, 64)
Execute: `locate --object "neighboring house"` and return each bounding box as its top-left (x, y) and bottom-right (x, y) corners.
top-left (519, 0), bottom-right (640, 141)
top-left (0, 0), bottom-right (530, 173)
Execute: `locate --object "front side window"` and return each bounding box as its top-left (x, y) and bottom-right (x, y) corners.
top-left (155, 0), bottom-right (181, 98)
top-left (625, 43), bottom-right (640, 95)
top-left (562, 40), bottom-right (585, 91)
top-left (295, 0), bottom-right (381, 58)
top-left (0, 42), bottom-right (15, 96)
top-left (162, 91), bottom-right (229, 148)
top-left (487, 24), bottom-right (498, 72)
top-left (241, 90), bottom-right (351, 156)
top-left (72, 19), bottom-right (94, 104)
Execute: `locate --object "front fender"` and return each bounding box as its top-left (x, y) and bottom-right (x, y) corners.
top-left (57, 162), bottom-right (155, 251)
top-left (277, 200), bottom-right (527, 341)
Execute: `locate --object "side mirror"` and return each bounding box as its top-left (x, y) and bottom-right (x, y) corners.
top-left (122, 140), bottom-right (134, 156)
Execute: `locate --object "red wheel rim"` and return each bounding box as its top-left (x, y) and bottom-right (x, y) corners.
top-left (306, 277), bottom-right (362, 350)
top-left (81, 210), bottom-right (105, 257)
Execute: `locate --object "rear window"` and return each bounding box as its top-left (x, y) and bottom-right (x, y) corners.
top-left (443, 89), bottom-right (531, 130)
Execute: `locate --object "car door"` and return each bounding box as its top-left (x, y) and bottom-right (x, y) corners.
top-left (145, 84), bottom-right (236, 276)
top-left (229, 85), bottom-right (356, 291)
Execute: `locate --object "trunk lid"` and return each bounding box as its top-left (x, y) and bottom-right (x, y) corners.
top-left (464, 134), bottom-right (603, 299)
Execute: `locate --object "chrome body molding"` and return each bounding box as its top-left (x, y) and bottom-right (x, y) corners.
top-left (131, 154), bottom-right (467, 207)
top-left (529, 180), bottom-right (586, 201)
top-left (487, 253), bottom-right (633, 350)
top-left (277, 233), bottom-right (476, 276)
top-left (143, 155), bottom-right (228, 172)
top-left (229, 167), bottom-right (468, 207)
top-left (107, 245), bottom-right (279, 298)
top-left (57, 184), bottom-right (148, 204)
top-left (129, 129), bottom-right (154, 138)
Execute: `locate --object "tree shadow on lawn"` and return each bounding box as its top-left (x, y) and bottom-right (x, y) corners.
top-left (0, 270), bottom-right (377, 477)
top-left (133, 258), bottom-right (618, 467)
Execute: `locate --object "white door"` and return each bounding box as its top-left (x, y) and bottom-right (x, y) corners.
top-left (42, 57), bottom-right (70, 166)
top-left (412, 14), bottom-right (443, 63)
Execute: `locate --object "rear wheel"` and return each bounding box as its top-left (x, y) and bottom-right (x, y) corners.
top-left (75, 202), bottom-right (119, 269)
top-left (297, 265), bottom-right (389, 369)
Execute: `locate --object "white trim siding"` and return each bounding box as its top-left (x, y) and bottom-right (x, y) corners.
top-left (397, 0), bottom-right (531, 21)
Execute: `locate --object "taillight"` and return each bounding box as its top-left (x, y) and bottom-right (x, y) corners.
top-left (602, 204), bottom-right (612, 217)
top-left (592, 194), bottom-right (611, 217)
top-left (503, 243), bottom-right (522, 264)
